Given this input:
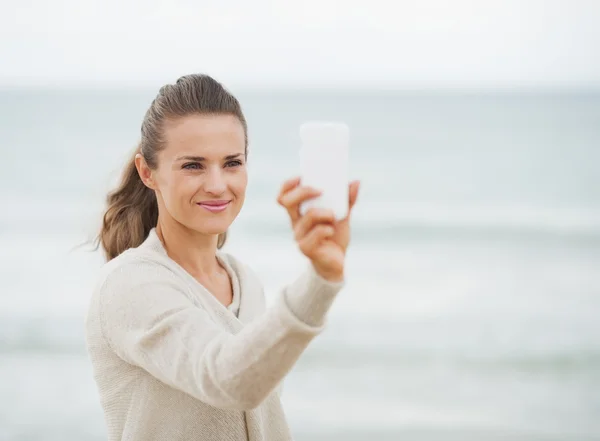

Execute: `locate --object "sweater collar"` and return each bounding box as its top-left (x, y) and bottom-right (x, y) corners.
top-left (138, 228), bottom-right (262, 329)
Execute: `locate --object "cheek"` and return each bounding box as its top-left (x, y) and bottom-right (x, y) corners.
top-left (160, 173), bottom-right (195, 206)
top-left (233, 170), bottom-right (248, 197)
top-left (178, 175), bottom-right (199, 195)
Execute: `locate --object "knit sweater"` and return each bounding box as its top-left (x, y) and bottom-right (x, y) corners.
top-left (85, 228), bottom-right (344, 441)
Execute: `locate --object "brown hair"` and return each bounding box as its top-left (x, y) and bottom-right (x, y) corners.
top-left (97, 74), bottom-right (248, 261)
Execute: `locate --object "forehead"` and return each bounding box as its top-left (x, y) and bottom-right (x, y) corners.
top-left (162, 113), bottom-right (245, 158)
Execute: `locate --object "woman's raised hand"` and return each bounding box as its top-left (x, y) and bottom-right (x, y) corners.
top-left (277, 177), bottom-right (360, 282)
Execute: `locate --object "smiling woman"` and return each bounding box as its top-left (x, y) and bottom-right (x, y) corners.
top-left (98, 79), bottom-right (249, 259)
top-left (85, 73), bottom-right (360, 441)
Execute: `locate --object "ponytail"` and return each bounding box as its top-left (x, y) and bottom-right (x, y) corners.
top-left (98, 146), bottom-right (158, 261)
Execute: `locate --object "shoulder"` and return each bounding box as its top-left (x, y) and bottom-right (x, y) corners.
top-left (94, 228), bottom-right (180, 288)
top-left (93, 246), bottom-right (186, 306)
top-left (87, 249), bottom-right (197, 358)
top-left (88, 249), bottom-right (194, 337)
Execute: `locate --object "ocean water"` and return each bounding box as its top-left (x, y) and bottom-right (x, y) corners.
top-left (0, 87), bottom-right (599, 440)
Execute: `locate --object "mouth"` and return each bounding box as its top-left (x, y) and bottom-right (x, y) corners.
top-left (197, 200), bottom-right (231, 213)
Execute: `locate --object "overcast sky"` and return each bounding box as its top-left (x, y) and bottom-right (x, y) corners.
top-left (1, 0), bottom-right (599, 89)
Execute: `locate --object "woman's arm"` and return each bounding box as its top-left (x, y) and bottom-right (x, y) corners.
top-left (97, 259), bottom-right (343, 411)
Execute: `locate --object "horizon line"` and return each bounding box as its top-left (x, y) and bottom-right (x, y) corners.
top-left (1, 82), bottom-right (600, 95)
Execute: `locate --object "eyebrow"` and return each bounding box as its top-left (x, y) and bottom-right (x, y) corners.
top-left (176, 153), bottom-right (244, 162)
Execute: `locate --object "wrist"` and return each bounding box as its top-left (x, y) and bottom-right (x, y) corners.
top-left (311, 263), bottom-right (344, 283)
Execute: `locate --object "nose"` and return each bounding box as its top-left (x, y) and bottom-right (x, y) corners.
top-left (203, 165), bottom-right (227, 196)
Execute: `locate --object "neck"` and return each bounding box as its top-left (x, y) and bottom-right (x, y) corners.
top-left (155, 216), bottom-right (221, 280)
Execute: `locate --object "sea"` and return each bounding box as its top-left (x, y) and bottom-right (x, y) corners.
top-left (0, 87), bottom-right (599, 440)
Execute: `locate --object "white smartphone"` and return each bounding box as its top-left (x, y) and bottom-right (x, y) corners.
top-left (298, 121), bottom-right (349, 221)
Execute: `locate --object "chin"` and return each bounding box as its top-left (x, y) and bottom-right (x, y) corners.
top-left (188, 219), bottom-right (232, 236)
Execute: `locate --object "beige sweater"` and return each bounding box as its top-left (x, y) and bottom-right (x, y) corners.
top-left (85, 229), bottom-right (344, 441)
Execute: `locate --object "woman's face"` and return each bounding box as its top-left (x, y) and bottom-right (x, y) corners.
top-left (149, 113), bottom-right (248, 237)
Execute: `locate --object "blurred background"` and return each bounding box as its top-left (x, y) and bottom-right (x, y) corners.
top-left (1, 0), bottom-right (599, 440)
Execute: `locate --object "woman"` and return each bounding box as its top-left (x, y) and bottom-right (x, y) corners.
top-left (85, 74), bottom-right (360, 441)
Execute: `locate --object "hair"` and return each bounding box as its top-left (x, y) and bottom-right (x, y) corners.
top-left (96, 74), bottom-right (248, 261)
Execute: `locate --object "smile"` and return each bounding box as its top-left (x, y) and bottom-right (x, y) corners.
top-left (197, 201), bottom-right (231, 213)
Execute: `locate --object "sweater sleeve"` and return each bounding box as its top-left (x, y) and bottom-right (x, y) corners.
top-left (97, 260), bottom-right (343, 411)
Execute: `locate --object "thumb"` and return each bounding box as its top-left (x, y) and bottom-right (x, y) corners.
top-left (349, 180), bottom-right (360, 210)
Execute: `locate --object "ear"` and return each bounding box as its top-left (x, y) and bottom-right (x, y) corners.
top-left (135, 153), bottom-right (157, 190)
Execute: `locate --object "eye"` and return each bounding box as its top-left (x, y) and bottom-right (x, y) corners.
top-left (183, 162), bottom-right (203, 170)
top-left (225, 160), bottom-right (243, 168)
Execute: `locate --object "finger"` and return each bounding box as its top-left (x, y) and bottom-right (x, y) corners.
top-left (338, 180), bottom-right (360, 223)
top-left (279, 186), bottom-right (322, 223)
top-left (276, 176), bottom-right (303, 224)
top-left (298, 224), bottom-right (335, 256)
top-left (294, 208), bottom-right (336, 241)
top-left (349, 180), bottom-right (360, 210)
top-left (277, 176), bottom-right (301, 203)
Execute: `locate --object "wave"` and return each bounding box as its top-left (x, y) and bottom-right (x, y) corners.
top-left (2, 319), bottom-right (599, 375)
top-left (3, 340), bottom-right (599, 376)
top-left (2, 209), bottom-right (599, 244)
top-left (0, 318), bottom-right (87, 355)
top-left (238, 202), bottom-right (600, 242)
top-left (236, 218), bottom-right (600, 243)
top-left (2, 190), bottom-right (599, 242)
top-left (298, 346), bottom-right (600, 375)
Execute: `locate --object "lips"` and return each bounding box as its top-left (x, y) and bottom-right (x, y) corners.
top-left (198, 200), bottom-right (230, 206)
top-left (197, 200), bottom-right (231, 212)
